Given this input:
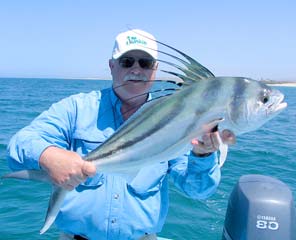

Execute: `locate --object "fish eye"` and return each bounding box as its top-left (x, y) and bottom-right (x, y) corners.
top-left (261, 95), bottom-right (269, 104)
top-left (259, 89), bottom-right (270, 104)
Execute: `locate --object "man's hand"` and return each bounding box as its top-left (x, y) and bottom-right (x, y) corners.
top-left (192, 129), bottom-right (236, 156)
top-left (39, 146), bottom-right (96, 190)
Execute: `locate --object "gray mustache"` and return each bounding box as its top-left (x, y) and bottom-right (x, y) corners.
top-left (123, 74), bottom-right (148, 82)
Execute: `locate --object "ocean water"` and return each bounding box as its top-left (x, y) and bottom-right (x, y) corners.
top-left (0, 78), bottom-right (295, 239)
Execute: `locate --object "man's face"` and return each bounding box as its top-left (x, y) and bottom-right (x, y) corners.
top-left (109, 50), bottom-right (158, 102)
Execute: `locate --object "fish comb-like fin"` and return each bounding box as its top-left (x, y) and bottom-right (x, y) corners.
top-left (157, 59), bottom-right (202, 80)
top-left (156, 50), bottom-right (202, 78)
top-left (161, 70), bottom-right (196, 83)
top-left (156, 48), bottom-right (214, 80)
top-left (129, 29), bottom-right (215, 79)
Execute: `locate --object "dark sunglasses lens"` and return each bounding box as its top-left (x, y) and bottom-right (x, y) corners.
top-left (119, 57), bottom-right (135, 68)
top-left (139, 59), bottom-right (155, 69)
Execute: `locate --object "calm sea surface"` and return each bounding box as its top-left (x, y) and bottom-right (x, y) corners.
top-left (0, 78), bottom-right (295, 239)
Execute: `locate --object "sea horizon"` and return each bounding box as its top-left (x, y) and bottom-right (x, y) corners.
top-left (1, 76), bottom-right (296, 87)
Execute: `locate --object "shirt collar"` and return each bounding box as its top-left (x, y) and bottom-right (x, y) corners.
top-left (110, 87), bottom-right (122, 108)
top-left (110, 87), bottom-right (152, 107)
top-left (110, 87), bottom-right (152, 128)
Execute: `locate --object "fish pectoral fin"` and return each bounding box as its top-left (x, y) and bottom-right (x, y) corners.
top-left (2, 170), bottom-right (51, 182)
top-left (200, 118), bottom-right (229, 167)
top-left (218, 140), bottom-right (228, 167)
top-left (40, 186), bottom-right (68, 234)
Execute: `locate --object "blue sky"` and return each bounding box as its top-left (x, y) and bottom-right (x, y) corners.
top-left (0, 0), bottom-right (295, 81)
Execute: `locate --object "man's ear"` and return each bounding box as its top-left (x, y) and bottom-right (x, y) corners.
top-left (109, 59), bottom-right (114, 69)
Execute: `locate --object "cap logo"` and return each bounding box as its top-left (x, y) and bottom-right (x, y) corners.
top-left (126, 36), bottom-right (147, 46)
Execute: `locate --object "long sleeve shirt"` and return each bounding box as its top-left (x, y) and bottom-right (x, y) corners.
top-left (7, 87), bottom-right (220, 240)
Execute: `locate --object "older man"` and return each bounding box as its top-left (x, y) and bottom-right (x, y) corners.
top-left (7, 29), bottom-right (230, 239)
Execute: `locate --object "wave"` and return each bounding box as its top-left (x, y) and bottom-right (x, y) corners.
top-left (0, 143), bottom-right (7, 151)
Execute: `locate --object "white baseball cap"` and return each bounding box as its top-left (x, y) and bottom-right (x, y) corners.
top-left (112, 29), bottom-right (158, 60)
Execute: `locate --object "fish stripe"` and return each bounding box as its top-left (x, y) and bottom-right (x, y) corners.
top-left (87, 97), bottom-right (167, 157)
top-left (86, 98), bottom-right (183, 161)
top-left (183, 79), bottom-right (223, 136)
top-left (230, 78), bottom-right (248, 123)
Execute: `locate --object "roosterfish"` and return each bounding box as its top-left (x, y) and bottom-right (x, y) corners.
top-left (2, 38), bottom-right (287, 234)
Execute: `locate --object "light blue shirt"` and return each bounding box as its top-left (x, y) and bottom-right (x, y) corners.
top-left (7, 88), bottom-right (220, 240)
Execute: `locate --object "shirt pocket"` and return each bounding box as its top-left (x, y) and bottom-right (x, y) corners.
top-left (72, 131), bottom-right (107, 188)
top-left (77, 173), bottom-right (105, 190)
top-left (72, 130), bottom-right (108, 154)
top-left (128, 162), bottom-right (168, 197)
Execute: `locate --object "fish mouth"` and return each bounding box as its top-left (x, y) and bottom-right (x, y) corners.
top-left (126, 79), bottom-right (147, 82)
top-left (276, 101), bottom-right (288, 111)
top-left (269, 94), bottom-right (287, 112)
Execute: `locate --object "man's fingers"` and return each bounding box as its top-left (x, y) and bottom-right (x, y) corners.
top-left (202, 133), bottom-right (220, 151)
top-left (56, 162), bottom-right (96, 190)
top-left (209, 132), bottom-right (221, 150)
top-left (60, 173), bottom-right (86, 190)
top-left (191, 129), bottom-right (236, 156)
top-left (221, 129), bottom-right (236, 145)
top-left (66, 162), bottom-right (96, 188)
top-left (63, 183), bottom-right (75, 191)
top-left (201, 135), bottom-right (213, 150)
top-left (191, 138), bottom-right (199, 145)
top-left (81, 161), bottom-right (96, 177)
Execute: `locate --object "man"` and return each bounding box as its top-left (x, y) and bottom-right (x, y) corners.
top-left (7, 29), bottom-right (234, 239)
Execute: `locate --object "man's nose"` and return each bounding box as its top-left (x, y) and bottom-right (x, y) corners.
top-left (130, 61), bottom-right (142, 74)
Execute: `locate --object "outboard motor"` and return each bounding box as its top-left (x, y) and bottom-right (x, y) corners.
top-left (222, 174), bottom-right (296, 240)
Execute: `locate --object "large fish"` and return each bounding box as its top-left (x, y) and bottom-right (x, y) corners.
top-left (2, 41), bottom-right (287, 234)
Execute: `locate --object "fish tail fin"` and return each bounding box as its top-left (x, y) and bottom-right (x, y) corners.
top-left (2, 170), bottom-right (51, 182)
top-left (40, 186), bottom-right (68, 234)
top-left (2, 170), bottom-right (67, 234)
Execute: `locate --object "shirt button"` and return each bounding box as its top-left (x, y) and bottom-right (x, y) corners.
top-left (111, 219), bottom-right (116, 224)
top-left (114, 194), bottom-right (119, 199)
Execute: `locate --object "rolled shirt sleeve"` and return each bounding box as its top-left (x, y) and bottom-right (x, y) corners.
top-left (7, 96), bottom-right (75, 170)
top-left (168, 152), bottom-right (220, 199)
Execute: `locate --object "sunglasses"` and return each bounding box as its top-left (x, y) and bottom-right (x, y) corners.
top-left (118, 57), bottom-right (156, 69)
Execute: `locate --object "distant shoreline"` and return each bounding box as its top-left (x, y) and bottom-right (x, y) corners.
top-left (267, 83), bottom-right (296, 87)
